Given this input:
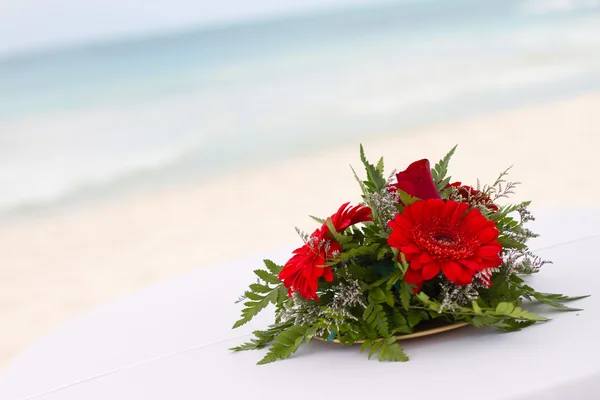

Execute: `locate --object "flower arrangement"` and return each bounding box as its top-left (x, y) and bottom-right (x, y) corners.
top-left (231, 146), bottom-right (587, 364)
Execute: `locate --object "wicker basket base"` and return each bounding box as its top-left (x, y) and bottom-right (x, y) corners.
top-left (317, 322), bottom-right (469, 344)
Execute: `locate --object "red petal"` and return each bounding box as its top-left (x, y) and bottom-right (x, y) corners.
top-left (394, 159), bottom-right (441, 200)
top-left (442, 260), bottom-right (474, 286)
top-left (477, 225), bottom-right (499, 243)
top-left (323, 266), bottom-right (334, 282)
top-left (400, 245), bottom-right (421, 256)
top-left (458, 259), bottom-right (480, 273)
top-left (450, 202), bottom-right (469, 226)
top-left (421, 261), bottom-right (441, 280)
top-left (387, 230), bottom-right (412, 248)
top-left (404, 268), bottom-right (424, 288)
top-left (475, 244), bottom-right (501, 259)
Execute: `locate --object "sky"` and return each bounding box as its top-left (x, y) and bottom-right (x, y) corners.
top-left (0, 0), bottom-right (375, 56)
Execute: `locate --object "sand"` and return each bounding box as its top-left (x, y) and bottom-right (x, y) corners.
top-left (1, 91), bottom-right (599, 370)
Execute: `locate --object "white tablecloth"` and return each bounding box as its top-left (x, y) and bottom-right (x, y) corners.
top-left (1, 209), bottom-right (599, 400)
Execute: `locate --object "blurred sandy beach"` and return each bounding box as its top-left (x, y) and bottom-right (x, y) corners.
top-left (1, 91), bottom-right (599, 369)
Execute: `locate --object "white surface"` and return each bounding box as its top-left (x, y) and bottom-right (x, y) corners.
top-left (0, 209), bottom-right (598, 400)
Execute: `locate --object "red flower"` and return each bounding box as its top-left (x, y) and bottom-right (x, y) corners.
top-left (388, 159), bottom-right (441, 201)
top-left (330, 203), bottom-right (373, 231)
top-left (279, 203), bottom-right (372, 300)
top-left (447, 182), bottom-right (499, 212)
top-left (387, 199), bottom-right (502, 291)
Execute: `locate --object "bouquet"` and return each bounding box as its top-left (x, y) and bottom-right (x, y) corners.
top-left (231, 145), bottom-right (587, 364)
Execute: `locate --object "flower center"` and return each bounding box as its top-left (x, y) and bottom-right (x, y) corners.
top-left (411, 222), bottom-right (478, 260)
top-left (434, 234), bottom-right (455, 244)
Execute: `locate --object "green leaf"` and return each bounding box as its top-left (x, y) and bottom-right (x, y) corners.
top-left (350, 165), bottom-right (369, 198)
top-left (385, 291), bottom-right (395, 307)
top-left (367, 340), bottom-right (383, 359)
top-left (244, 291), bottom-right (264, 301)
top-left (397, 190), bottom-right (420, 206)
top-left (400, 281), bottom-right (412, 311)
top-left (309, 215), bottom-right (326, 224)
top-left (369, 287), bottom-right (386, 303)
top-left (268, 289), bottom-right (279, 305)
top-left (497, 235), bottom-right (527, 250)
top-left (538, 293), bottom-right (590, 302)
top-left (376, 157), bottom-right (385, 174)
top-left (277, 285), bottom-right (288, 305)
top-left (363, 303), bottom-right (389, 337)
top-left (325, 218), bottom-right (353, 247)
top-left (397, 252), bottom-right (409, 274)
top-left (249, 283), bottom-right (271, 293)
top-left (304, 325), bottom-right (320, 344)
top-left (431, 145), bottom-right (457, 191)
top-left (360, 339), bottom-right (375, 353)
top-left (233, 279), bottom-right (284, 329)
top-left (495, 320), bottom-right (536, 332)
top-left (512, 309), bottom-right (549, 322)
top-left (385, 270), bottom-right (402, 291)
top-left (230, 321), bottom-right (293, 351)
top-left (495, 302), bottom-right (515, 315)
top-left (533, 294), bottom-right (583, 311)
top-left (254, 269), bottom-right (280, 285)
top-left (470, 315), bottom-right (498, 327)
top-left (332, 243), bottom-right (380, 263)
top-left (511, 277), bottom-right (590, 312)
top-left (376, 246), bottom-right (389, 260)
top-left (257, 325), bottom-right (309, 365)
top-left (472, 300), bottom-right (482, 315)
top-left (407, 310), bottom-right (422, 328)
top-left (377, 342), bottom-right (409, 362)
top-left (361, 337), bottom-right (409, 362)
top-left (359, 144), bottom-right (387, 192)
top-left (390, 310), bottom-right (412, 334)
top-left (263, 259), bottom-right (283, 275)
top-left (415, 292), bottom-right (440, 312)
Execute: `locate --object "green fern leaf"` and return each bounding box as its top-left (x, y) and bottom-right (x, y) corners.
top-left (359, 144), bottom-right (387, 192)
top-left (233, 279), bottom-right (284, 329)
top-left (400, 281), bottom-right (412, 311)
top-left (431, 145), bottom-right (457, 190)
top-left (407, 310), bottom-right (422, 328)
top-left (309, 215), bottom-right (326, 224)
top-left (249, 283), bottom-right (271, 293)
top-left (230, 321), bottom-right (293, 351)
top-left (376, 156), bottom-right (385, 174)
top-left (367, 340), bottom-right (383, 359)
top-left (254, 269), bottom-right (281, 285)
top-left (495, 320), bottom-right (536, 332)
top-left (378, 341), bottom-right (409, 362)
top-left (244, 291), bottom-right (265, 301)
top-left (363, 303), bottom-right (389, 337)
top-left (263, 259), bottom-right (283, 275)
top-left (333, 243), bottom-right (380, 262)
top-left (398, 190), bottom-right (420, 206)
top-left (257, 325), bottom-right (308, 365)
top-left (360, 338), bottom-right (375, 352)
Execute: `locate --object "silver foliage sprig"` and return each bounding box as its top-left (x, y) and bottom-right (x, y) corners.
top-left (277, 278), bottom-right (367, 338)
top-left (438, 279), bottom-right (481, 313)
top-left (503, 248), bottom-right (552, 275)
top-left (481, 167), bottom-right (521, 202)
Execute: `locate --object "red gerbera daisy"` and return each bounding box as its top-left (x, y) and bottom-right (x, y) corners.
top-left (387, 199), bottom-right (502, 291)
top-left (279, 203), bottom-right (372, 300)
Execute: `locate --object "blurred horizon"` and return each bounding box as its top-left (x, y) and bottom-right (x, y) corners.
top-left (0, 0), bottom-right (380, 58)
top-left (2, 0), bottom-right (600, 224)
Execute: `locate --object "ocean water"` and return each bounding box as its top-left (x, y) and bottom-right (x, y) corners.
top-left (1, 0), bottom-right (600, 221)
